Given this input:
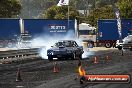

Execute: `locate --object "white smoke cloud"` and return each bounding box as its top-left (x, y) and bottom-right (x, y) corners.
top-left (82, 49), bottom-right (95, 58)
top-left (30, 30), bottom-right (76, 59)
top-left (31, 36), bottom-right (58, 59)
top-left (24, 30), bottom-right (96, 59)
top-left (5, 31), bottom-right (96, 59)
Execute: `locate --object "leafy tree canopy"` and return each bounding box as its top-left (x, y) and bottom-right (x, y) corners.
top-left (44, 5), bottom-right (79, 19)
top-left (0, 0), bottom-right (21, 18)
top-left (117, 0), bottom-right (132, 18)
top-left (86, 5), bottom-right (115, 26)
top-left (84, 0), bottom-right (132, 26)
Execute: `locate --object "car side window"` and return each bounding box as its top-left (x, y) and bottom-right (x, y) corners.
top-left (64, 41), bottom-right (72, 47)
top-left (58, 42), bottom-right (65, 47)
top-left (54, 43), bottom-right (58, 47)
top-left (73, 42), bottom-right (78, 47)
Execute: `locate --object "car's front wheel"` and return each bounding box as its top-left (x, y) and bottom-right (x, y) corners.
top-left (48, 56), bottom-right (53, 61)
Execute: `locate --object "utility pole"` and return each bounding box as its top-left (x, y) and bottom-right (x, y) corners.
top-left (85, 0), bottom-right (88, 17)
top-left (93, 0), bottom-right (96, 8)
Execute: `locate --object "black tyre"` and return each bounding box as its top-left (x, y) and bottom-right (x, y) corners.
top-left (79, 54), bottom-right (82, 60)
top-left (88, 42), bottom-right (94, 48)
top-left (80, 76), bottom-right (86, 84)
top-left (105, 43), bottom-right (112, 48)
top-left (130, 47), bottom-right (132, 51)
top-left (72, 53), bottom-right (82, 60)
top-left (72, 53), bottom-right (77, 60)
top-left (117, 46), bottom-right (122, 50)
top-left (48, 56), bottom-right (53, 61)
top-left (58, 57), bottom-right (64, 60)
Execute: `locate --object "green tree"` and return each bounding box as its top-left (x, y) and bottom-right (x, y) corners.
top-left (20, 0), bottom-right (55, 19)
top-left (95, 0), bottom-right (109, 8)
top-left (86, 5), bottom-right (115, 26)
top-left (0, 0), bottom-right (21, 18)
top-left (117, 0), bottom-right (132, 18)
top-left (44, 5), bottom-right (79, 19)
top-left (95, 0), bottom-right (118, 8)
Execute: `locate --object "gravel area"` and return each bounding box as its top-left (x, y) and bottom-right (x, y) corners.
top-left (0, 49), bottom-right (131, 88)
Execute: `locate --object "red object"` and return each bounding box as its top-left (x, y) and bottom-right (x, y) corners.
top-left (93, 57), bottom-right (98, 64)
top-left (53, 63), bottom-right (59, 73)
top-left (16, 68), bottom-right (22, 82)
top-left (83, 75), bottom-right (130, 83)
top-left (106, 56), bottom-right (110, 63)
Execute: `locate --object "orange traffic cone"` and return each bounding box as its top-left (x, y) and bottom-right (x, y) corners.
top-left (74, 60), bottom-right (82, 80)
top-left (93, 56), bottom-right (99, 64)
top-left (53, 62), bottom-right (59, 73)
top-left (106, 55), bottom-right (110, 63)
top-left (16, 68), bottom-right (22, 82)
top-left (78, 60), bottom-right (81, 67)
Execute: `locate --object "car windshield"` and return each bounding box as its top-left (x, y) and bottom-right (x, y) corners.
top-left (65, 41), bottom-right (78, 47)
top-left (54, 42), bottom-right (64, 47)
top-left (54, 41), bottom-right (78, 47)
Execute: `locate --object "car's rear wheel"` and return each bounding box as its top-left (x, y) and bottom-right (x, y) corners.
top-left (72, 53), bottom-right (82, 60)
top-left (130, 48), bottom-right (132, 51)
top-left (79, 54), bottom-right (82, 60)
top-left (105, 43), bottom-right (112, 48)
top-left (72, 53), bottom-right (77, 60)
top-left (48, 56), bottom-right (53, 61)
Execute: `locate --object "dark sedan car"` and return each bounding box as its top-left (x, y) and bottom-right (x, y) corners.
top-left (47, 40), bottom-right (84, 60)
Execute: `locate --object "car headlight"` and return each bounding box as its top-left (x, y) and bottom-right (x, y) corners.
top-left (47, 50), bottom-right (54, 55)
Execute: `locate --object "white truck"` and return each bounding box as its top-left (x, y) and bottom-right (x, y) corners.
top-left (78, 23), bottom-right (96, 48)
top-left (116, 34), bottom-right (132, 51)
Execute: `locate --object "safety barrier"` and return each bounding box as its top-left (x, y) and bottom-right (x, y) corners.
top-left (0, 48), bottom-right (41, 64)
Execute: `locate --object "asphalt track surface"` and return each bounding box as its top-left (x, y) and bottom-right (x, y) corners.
top-left (0, 49), bottom-right (132, 88)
